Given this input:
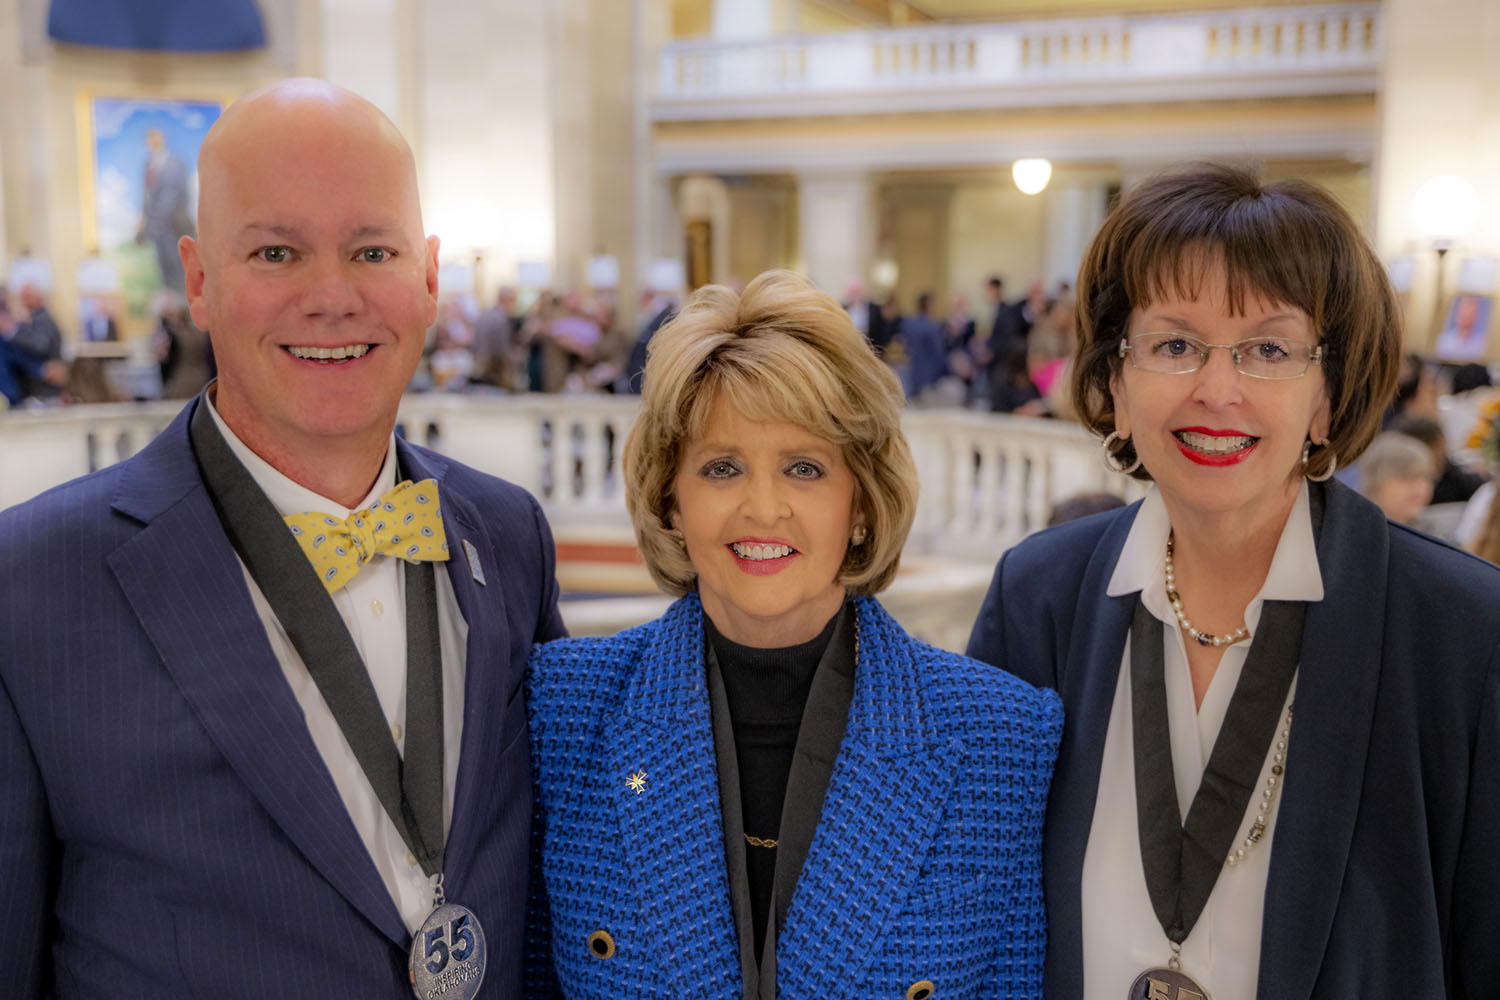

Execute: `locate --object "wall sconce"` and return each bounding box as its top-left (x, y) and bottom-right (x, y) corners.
top-left (433, 199), bottom-right (502, 301)
top-left (1411, 174), bottom-right (1480, 340)
top-left (1012, 158), bottom-right (1052, 196)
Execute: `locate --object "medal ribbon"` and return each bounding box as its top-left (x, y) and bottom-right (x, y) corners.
top-left (190, 401), bottom-right (447, 877)
top-left (1128, 486), bottom-right (1323, 947)
top-left (1129, 596), bottom-right (1301, 943)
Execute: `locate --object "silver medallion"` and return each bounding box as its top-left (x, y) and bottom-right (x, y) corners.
top-left (408, 902), bottom-right (487, 1000)
top-left (1129, 967), bottom-right (1213, 1000)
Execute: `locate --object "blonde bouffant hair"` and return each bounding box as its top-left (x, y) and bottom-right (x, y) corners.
top-left (623, 269), bottom-right (918, 597)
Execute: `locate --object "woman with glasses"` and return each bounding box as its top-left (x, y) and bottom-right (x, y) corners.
top-left (967, 163), bottom-right (1500, 1000)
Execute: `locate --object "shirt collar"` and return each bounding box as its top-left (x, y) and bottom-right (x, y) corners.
top-left (204, 387), bottom-right (397, 520)
top-left (1106, 481), bottom-right (1324, 603)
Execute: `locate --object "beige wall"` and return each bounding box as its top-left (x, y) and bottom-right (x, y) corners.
top-left (1376, 0), bottom-right (1500, 355)
top-left (878, 179), bottom-right (953, 313)
top-left (415, 0), bottom-right (641, 302)
top-left (712, 157), bottom-right (1370, 317)
top-left (727, 177), bottom-right (798, 283)
top-left (947, 173), bottom-right (1046, 307)
top-left (0, 0), bottom-right (645, 343)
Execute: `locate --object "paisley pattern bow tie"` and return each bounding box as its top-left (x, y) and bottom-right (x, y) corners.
top-left (284, 478), bottom-right (449, 593)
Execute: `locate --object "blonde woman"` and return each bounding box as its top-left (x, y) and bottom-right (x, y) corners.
top-left (524, 270), bottom-right (1061, 999)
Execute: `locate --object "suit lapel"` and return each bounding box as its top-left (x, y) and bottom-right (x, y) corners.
top-left (774, 598), bottom-right (960, 991)
top-left (107, 401), bottom-right (408, 945)
top-left (394, 441), bottom-right (512, 893)
top-left (1046, 507), bottom-right (1140, 998)
top-left (603, 598), bottom-right (742, 992)
top-left (1257, 482), bottom-right (1388, 1000)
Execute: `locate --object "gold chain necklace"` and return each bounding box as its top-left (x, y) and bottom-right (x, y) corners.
top-left (739, 610), bottom-right (861, 854)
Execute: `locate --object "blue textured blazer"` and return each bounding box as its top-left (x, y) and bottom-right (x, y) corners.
top-left (525, 594), bottom-right (1063, 998)
top-left (0, 396), bottom-right (566, 998)
top-left (966, 479), bottom-right (1500, 1000)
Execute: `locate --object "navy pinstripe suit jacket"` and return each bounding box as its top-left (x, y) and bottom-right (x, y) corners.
top-left (0, 396), bottom-right (565, 998)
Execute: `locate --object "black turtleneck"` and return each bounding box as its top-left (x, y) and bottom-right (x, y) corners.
top-left (704, 609), bottom-right (838, 961)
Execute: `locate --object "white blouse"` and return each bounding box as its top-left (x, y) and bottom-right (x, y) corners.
top-left (1081, 483), bottom-right (1323, 1000)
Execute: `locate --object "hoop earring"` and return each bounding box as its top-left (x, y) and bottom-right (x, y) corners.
top-left (1302, 438), bottom-right (1336, 483)
top-left (1102, 430), bottom-right (1142, 475)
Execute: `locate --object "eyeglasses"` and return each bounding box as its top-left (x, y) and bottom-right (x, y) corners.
top-left (1118, 332), bottom-right (1324, 380)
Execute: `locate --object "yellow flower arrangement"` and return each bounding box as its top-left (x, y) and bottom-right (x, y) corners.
top-left (1466, 393), bottom-right (1500, 468)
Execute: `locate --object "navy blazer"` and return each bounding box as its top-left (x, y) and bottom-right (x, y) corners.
top-left (525, 594), bottom-right (1063, 998)
top-left (0, 396), bottom-right (566, 998)
top-left (966, 479), bottom-right (1500, 999)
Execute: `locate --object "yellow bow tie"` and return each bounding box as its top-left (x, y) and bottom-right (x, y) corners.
top-left (284, 479), bottom-right (449, 594)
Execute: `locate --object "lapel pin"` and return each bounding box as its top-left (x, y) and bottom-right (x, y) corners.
top-left (461, 538), bottom-right (486, 587)
top-left (626, 770), bottom-right (647, 795)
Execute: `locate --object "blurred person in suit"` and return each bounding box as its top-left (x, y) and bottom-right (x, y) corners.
top-left (895, 290), bottom-right (948, 400)
top-left (10, 283), bottom-right (64, 400)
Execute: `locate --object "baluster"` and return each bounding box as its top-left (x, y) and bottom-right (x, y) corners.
top-left (1026, 448), bottom-right (1052, 536)
top-left (1000, 441), bottom-right (1026, 548)
top-left (581, 413), bottom-right (609, 507)
top-left (977, 436), bottom-right (1003, 541)
top-left (946, 431), bottom-right (971, 536)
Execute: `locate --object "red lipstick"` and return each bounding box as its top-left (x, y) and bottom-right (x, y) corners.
top-left (1173, 427), bottom-right (1258, 467)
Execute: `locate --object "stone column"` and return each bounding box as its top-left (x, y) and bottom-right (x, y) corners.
top-left (1043, 181), bottom-right (1109, 290)
top-left (318, 0), bottom-right (415, 132)
top-left (797, 170), bottom-right (872, 296)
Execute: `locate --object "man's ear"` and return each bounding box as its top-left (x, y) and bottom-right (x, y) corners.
top-left (180, 236), bottom-right (210, 329)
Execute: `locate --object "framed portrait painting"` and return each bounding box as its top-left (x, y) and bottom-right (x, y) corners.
top-left (1434, 293), bottom-right (1494, 364)
top-left (78, 95), bottom-right (224, 333)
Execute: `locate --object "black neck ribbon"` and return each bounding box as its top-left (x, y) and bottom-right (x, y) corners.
top-left (1129, 485), bottom-right (1324, 946)
top-left (190, 400), bottom-right (446, 877)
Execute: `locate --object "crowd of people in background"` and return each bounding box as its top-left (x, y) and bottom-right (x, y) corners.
top-left (843, 274), bottom-right (1077, 417)
top-left (6, 266), bottom-right (1500, 571)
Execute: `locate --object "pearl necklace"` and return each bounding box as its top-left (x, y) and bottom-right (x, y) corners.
top-left (1225, 700), bottom-right (1292, 867)
top-left (1164, 535), bottom-right (1249, 647)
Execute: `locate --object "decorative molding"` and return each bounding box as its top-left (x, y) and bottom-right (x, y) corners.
top-left (652, 4), bottom-right (1381, 121)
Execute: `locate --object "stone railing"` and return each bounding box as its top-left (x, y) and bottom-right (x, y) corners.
top-left (0, 401), bottom-right (178, 510)
top-left (0, 395), bottom-right (1149, 649)
top-left (653, 3), bottom-right (1380, 119)
top-left (0, 395), bottom-right (1143, 561)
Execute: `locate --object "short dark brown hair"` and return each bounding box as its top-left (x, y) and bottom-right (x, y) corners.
top-left (1072, 162), bottom-right (1402, 480)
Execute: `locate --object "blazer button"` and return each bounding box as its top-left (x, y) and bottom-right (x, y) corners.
top-left (587, 929), bottom-right (616, 960)
top-left (906, 980), bottom-right (936, 1000)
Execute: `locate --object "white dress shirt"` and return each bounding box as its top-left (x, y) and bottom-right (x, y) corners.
top-left (207, 396), bottom-right (469, 934)
top-left (1081, 483), bottom-right (1322, 1000)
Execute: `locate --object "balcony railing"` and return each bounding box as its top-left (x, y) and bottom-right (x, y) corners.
top-left (0, 395), bottom-right (1143, 563)
top-left (652, 3), bottom-right (1380, 119)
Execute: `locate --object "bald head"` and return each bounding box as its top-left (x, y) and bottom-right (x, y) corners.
top-left (178, 77), bottom-right (441, 503)
top-left (196, 79), bottom-right (422, 248)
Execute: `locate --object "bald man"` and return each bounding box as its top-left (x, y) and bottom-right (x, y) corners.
top-left (0, 79), bottom-right (564, 998)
